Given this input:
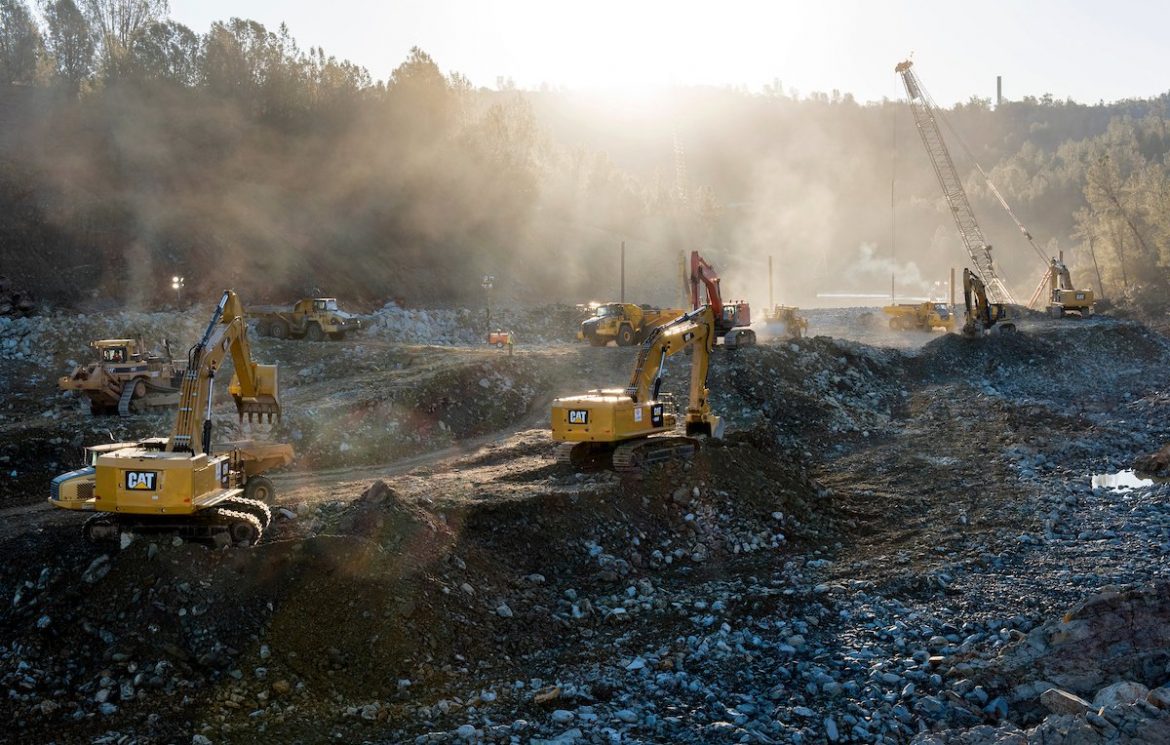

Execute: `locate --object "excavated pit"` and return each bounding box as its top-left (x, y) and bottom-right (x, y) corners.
top-left (3, 307), bottom-right (1170, 743)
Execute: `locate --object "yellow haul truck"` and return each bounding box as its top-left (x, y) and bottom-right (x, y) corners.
top-left (50, 290), bottom-right (292, 545)
top-left (253, 297), bottom-right (363, 341)
top-left (882, 302), bottom-right (955, 332)
top-left (59, 338), bottom-right (183, 416)
top-left (578, 303), bottom-right (687, 347)
top-left (554, 305), bottom-right (723, 472)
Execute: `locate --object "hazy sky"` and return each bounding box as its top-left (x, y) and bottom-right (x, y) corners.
top-left (168, 0), bottom-right (1168, 105)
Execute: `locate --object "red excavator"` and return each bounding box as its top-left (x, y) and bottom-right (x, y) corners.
top-left (689, 250), bottom-right (756, 347)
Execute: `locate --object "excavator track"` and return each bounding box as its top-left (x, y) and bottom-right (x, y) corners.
top-left (77, 507), bottom-right (265, 547)
top-left (556, 442), bottom-right (614, 470)
top-left (205, 507), bottom-right (263, 546)
top-left (612, 436), bottom-right (699, 474)
top-left (217, 496), bottom-right (272, 531)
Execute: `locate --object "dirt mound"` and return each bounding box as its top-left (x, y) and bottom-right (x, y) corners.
top-left (1134, 443), bottom-right (1170, 478)
top-left (0, 434), bottom-right (827, 742)
top-left (704, 337), bottom-right (906, 451)
top-left (912, 321), bottom-right (1170, 403)
top-left (986, 583), bottom-right (1170, 701)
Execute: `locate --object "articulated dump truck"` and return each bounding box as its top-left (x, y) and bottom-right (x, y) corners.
top-left (578, 303), bottom-right (686, 347)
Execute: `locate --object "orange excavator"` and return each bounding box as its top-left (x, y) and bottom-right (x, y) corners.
top-left (689, 250), bottom-right (756, 347)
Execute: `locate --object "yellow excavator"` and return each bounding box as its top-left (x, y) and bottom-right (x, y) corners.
top-left (551, 305), bottom-right (723, 472)
top-left (962, 268), bottom-right (1015, 337)
top-left (49, 290), bottom-right (292, 545)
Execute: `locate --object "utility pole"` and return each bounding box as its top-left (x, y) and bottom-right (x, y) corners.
top-left (620, 241), bottom-right (625, 303)
top-left (1087, 236), bottom-right (1106, 299)
top-left (481, 275), bottom-right (494, 335)
top-left (768, 255), bottom-right (774, 309)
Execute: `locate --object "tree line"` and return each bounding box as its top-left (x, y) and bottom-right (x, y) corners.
top-left (1, 0), bottom-right (1167, 311)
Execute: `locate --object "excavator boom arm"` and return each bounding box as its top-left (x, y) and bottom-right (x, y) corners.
top-left (689, 251), bottom-right (725, 316)
top-left (167, 291), bottom-right (280, 454)
top-left (625, 306), bottom-right (716, 421)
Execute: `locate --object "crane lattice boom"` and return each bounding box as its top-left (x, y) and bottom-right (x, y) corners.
top-left (896, 59), bottom-right (1016, 304)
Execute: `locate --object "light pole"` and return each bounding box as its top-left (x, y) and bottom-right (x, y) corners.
top-left (481, 275), bottom-right (494, 334)
top-left (171, 276), bottom-right (184, 306)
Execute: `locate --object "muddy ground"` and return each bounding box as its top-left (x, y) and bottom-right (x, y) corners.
top-left (2, 307), bottom-right (1170, 744)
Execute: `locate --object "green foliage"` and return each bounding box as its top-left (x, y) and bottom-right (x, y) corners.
top-left (41, 0), bottom-right (94, 91)
top-left (1, 5), bottom-right (1169, 311)
top-left (0, 0), bottom-right (43, 84)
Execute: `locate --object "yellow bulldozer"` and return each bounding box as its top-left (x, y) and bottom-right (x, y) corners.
top-left (59, 338), bottom-right (183, 416)
top-left (763, 305), bottom-right (808, 339)
top-left (553, 305), bottom-right (723, 472)
top-left (49, 290), bottom-right (293, 546)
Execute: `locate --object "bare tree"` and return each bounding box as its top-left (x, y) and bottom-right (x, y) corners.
top-left (80, 0), bottom-right (168, 79)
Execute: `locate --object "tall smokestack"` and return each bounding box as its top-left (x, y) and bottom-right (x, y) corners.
top-left (996, 75), bottom-right (1003, 107)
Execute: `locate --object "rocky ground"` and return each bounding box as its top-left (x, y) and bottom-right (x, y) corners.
top-left (2, 305), bottom-right (1170, 744)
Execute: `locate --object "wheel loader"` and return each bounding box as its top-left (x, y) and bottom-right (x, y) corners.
top-left (59, 338), bottom-right (183, 415)
top-left (49, 290), bottom-right (293, 546)
top-left (553, 305), bottom-right (723, 472)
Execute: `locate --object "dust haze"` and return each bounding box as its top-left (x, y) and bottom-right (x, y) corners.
top-left (1, 8), bottom-right (1166, 311)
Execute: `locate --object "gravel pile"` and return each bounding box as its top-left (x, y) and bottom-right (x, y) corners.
top-left (2, 310), bottom-right (1170, 743)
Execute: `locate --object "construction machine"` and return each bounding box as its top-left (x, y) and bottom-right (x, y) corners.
top-left (552, 305), bottom-right (723, 472)
top-left (763, 305), bottom-right (808, 338)
top-left (962, 268), bottom-right (1015, 337)
top-left (59, 338), bottom-right (183, 415)
top-left (882, 302), bottom-right (955, 332)
top-left (689, 251), bottom-right (756, 347)
top-left (253, 297), bottom-right (363, 341)
top-left (896, 59), bottom-right (1017, 305)
top-left (577, 302), bottom-right (686, 347)
top-left (1026, 252), bottom-right (1095, 318)
top-left (487, 329), bottom-right (515, 348)
top-left (761, 255), bottom-right (808, 339)
top-left (49, 290), bottom-right (293, 546)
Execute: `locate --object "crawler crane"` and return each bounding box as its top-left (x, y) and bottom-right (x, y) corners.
top-left (896, 59), bottom-right (1016, 305)
top-left (552, 305), bottom-right (723, 472)
top-left (49, 290), bottom-right (292, 545)
top-left (1026, 252), bottom-right (1095, 317)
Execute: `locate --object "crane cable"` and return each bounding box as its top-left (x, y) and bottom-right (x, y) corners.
top-left (915, 75), bottom-right (1051, 266)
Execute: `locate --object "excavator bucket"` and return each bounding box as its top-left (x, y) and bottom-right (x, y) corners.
top-left (228, 364), bottom-right (281, 423)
